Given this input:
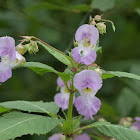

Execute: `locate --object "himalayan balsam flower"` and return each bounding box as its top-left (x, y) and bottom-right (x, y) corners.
top-left (74, 70), bottom-right (102, 120)
top-left (72, 24), bottom-right (99, 65)
top-left (0, 36), bottom-right (25, 83)
top-left (131, 117), bottom-right (140, 131)
top-left (54, 86), bottom-right (70, 110)
top-left (55, 77), bottom-right (74, 110)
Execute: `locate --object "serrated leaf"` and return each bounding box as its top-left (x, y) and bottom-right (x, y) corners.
top-left (23, 62), bottom-right (70, 85)
top-left (37, 41), bottom-right (73, 67)
top-left (0, 101), bottom-right (59, 116)
top-left (93, 122), bottom-right (140, 140)
top-left (0, 112), bottom-right (63, 140)
top-left (91, 0), bottom-right (115, 11)
top-left (102, 70), bottom-right (140, 80)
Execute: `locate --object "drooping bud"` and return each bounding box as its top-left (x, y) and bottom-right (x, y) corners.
top-left (96, 22), bottom-right (106, 35)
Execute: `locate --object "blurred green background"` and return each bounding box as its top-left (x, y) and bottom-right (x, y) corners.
top-left (0, 0), bottom-right (140, 139)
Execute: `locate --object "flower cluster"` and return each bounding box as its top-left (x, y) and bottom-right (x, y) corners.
top-left (54, 23), bottom-right (103, 120)
top-left (71, 23), bottom-right (103, 119)
top-left (0, 36), bottom-right (25, 84)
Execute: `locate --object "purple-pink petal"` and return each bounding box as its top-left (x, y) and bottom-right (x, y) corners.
top-left (80, 49), bottom-right (96, 65)
top-left (74, 70), bottom-right (102, 91)
top-left (0, 36), bottom-right (16, 61)
top-left (75, 24), bottom-right (99, 45)
top-left (54, 93), bottom-right (70, 110)
top-left (48, 133), bottom-right (65, 140)
top-left (74, 95), bottom-right (101, 120)
top-left (131, 117), bottom-right (140, 131)
top-left (71, 47), bottom-right (81, 63)
top-left (72, 47), bottom-right (97, 65)
top-left (135, 117), bottom-right (140, 121)
top-left (57, 77), bottom-right (65, 87)
top-left (74, 133), bottom-right (90, 140)
top-left (0, 62), bottom-right (12, 83)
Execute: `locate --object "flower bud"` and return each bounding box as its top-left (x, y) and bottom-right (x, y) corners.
top-left (16, 44), bottom-right (27, 55)
top-left (24, 41), bottom-right (39, 54)
top-left (96, 22), bottom-right (106, 35)
top-left (94, 15), bottom-right (102, 21)
top-left (12, 51), bottom-right (26, 68)
top-left (94, 67), bottom-right (102, 76)
top-left (119, 117), bottom-right (133, 127)
top-left (98, 118), bottom-right (107, 122)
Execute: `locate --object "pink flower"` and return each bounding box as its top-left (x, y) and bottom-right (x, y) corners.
top-left (73, 70), bottom-right (102, 119)
top-left (72, 46), bottom-right (96, 65)
top-left (131, 117), bottom-right (140, 131)
top-left (54, 86), bottom-right (71, 110)
top-left (72, 24), bottom-right (99, 65)
top-left (73, 70), bottom-right (102, 92)
top-left (0, 36), bottom-right (25, 83)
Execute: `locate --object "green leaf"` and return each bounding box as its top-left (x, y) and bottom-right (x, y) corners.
top-left (0, 112), bottom-right (63, 140)
top-left (0, 106), bottom-right (10, 114)
top-left (23, 62), bottom-right (70, 85)
top-left (93, 122), bottom-right (140, 140)
top-left (91, 0), bottom-right (115, 11)
top-left (37, 41), bottom-right (73, 67)
top-left (102, 70), bottom-right (140, 80)
top-left (0, 101), bottom-right (59, 116)
top-left (117, 88), bottom-right (139, 116)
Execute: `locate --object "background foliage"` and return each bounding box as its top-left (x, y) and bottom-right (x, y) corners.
top-left (0, 0), bottom-right (140, 139)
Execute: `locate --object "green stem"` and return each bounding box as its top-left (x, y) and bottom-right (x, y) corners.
top-left (100, 19), bottom-right (114, 24)
top-left (66, 137), bottom-right (72, 140)
top-left (73, 124), bottom-right (94, 135)
top-left (67, 92), bottom-right (74, 124)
